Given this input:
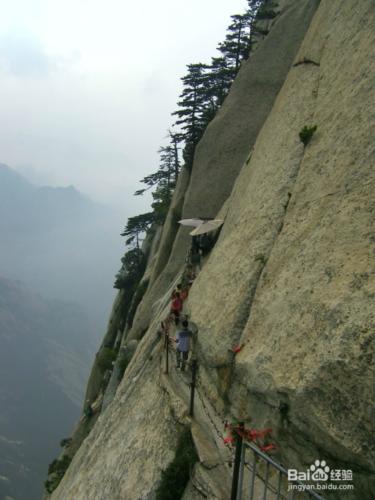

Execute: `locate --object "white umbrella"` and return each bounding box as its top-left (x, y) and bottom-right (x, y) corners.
top-left (190, 219), bottom-right (224, 236)
top-left (178, 218), bottom-right (204, 227)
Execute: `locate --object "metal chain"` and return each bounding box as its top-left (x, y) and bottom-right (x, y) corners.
top-left (196, 371), bottom-right (228, 422)
top-left (195, 384), bottom-right (226, 443)
top-left (195, 379), bottom-right (235, 462)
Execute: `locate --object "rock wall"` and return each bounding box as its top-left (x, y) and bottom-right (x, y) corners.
top-left (189, 0), bottom-right (375, 496)
top-left (51, 0), bottom-right (374, 498)
top-left (127, 0), bottom-right (320, 342)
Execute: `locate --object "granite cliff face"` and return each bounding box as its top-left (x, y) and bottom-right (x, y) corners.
top-left (50, 1), bottom-right (375, 498)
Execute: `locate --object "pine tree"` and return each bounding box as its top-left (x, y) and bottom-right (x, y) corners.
top-left (217, 1), bottom-right (263, 80)
top-left (204, 56), bottom-right (232, 109)
top-left (172, 63), bottom-right (210, 168)
top-left (151, 184), bottom-right (173, 222)
top-left (169, 130), bottom-right (184, 181)
top-left (134, 131), bottom-right (182, 196)
top-left (121, 212), bottom-right (155, 247)
top-left (114, 0), bottom-right (268, 293)
top-left (255, 0), bottom-right (277, 20)
top-left (113, 247), bottom-right (146, 289)
top-left (217, 12), bottom-right (253, 79)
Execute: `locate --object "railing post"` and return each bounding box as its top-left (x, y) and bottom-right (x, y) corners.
top-left (236, 439), bottom-right (246, 500)
top-left (263, 462), bottom-right (270, 500)
top-left (249, 451), bottom-right (256, 499)
top-left (230, 422), bottom-right (244, 500)
top-left (189, 359), bottom-right (197, 416)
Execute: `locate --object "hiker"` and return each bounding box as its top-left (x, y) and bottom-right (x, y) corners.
top-left (170, 291), bottom-right (183, 325)
top-left (84, 402), bottom-right (93, 419)
top-left (186, 268), bottom-right (196, 286)
top-left (180, 286), bottom-right (189, 301)
top-left (190, 236), bottom-right (202, 271)
top-left (175, 320), bottom-right (193, 371)
top-left (199, 233), bottom-right (212, 256)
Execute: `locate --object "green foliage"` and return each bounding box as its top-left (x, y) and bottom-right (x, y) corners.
top-left (256, 6), bottom-right (277, 19)
top-left (135, 137), bottom-right (181, 196)
top-left (114, 247), bottom-right (146, 290)
top-left (299, 125), bottom-right (317, 146)
top-left (255, 254), bottom-right (267, 265)
top-left (47, 459), bottom-right (59, 475)
top-left (133, 0), bottom-right (264, 214)
top-left (134, 130), bottom-right (182, 220)
top-left (59, 437), bottom-right (72, 448)
top-left (97, 347), bottom-right (117, 372)
top-left (151, 185), bottom-right (173, 222)
top-left (155, 429), bottom-right (198, 500)
top-left (118, 1), bottom-right (266, 331)
top-left (121, 212), bottom-right (155, 247)
top-left (45, 455), bottom-right (72, 494)
top-left (113, 247), bottom-right (147, 332)
top-left (217, 12), bottom-right (253, 77)
top-left (172, 63), bottom-right (210, 169)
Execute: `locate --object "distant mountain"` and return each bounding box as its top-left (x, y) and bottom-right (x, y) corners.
top-left (0, 276), bottom-right (95, 500)
top-left (0, 163), bottom-right (33, 203)
top-left (0, 163), bottom-right (123, 335)
top-left (0, 164), bottom-right (124, 500)
top-left (0, 163), bottom-right (102, 236)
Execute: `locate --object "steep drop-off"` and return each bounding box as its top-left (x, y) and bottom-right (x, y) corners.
top-left (0, 277), bottom-right (94, 500)
top-left (50, 1), bottom-right (374, 498)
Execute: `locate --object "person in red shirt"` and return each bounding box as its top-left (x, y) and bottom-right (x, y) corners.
top-left (170, 292), bottom-right (183, 325)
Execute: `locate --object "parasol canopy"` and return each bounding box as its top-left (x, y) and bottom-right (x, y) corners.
top-left (178, 218), bottom-right (204, 227)
top-left (190, 219), bottom-right (224, 236)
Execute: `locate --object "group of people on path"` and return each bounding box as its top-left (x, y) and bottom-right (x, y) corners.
top-left (158, 274), bottom-right (196, 371)
top-left (170, 281), bottom-right (194, 371)
top-left (159, 227), bottom-right (221, 372)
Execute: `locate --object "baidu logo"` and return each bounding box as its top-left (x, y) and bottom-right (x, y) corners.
top-left (287, 459), bottom-right (354, 493)
top-left (309, 460), bottom-right (330, 481)
top-left (288, 459), bottom-right (330, 482)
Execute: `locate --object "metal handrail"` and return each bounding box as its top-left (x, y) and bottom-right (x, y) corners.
top-left (243, 442), bottom-right (325, 500)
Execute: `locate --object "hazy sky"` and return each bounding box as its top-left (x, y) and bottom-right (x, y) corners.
top-left (0, 0), bottom-right (248, 214)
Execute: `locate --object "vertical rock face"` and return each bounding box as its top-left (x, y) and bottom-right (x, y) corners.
top-left (182, 0), bottom-right (320, 219)
top-left (51, 1), bottom-right (374, 499)
top-left (127, 0), bottom-right (320, 343)
top-left (189, 0), bottom-right (375, 496)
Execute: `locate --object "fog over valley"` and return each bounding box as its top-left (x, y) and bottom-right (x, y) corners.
top-left (0, 1), bottom-right (252, 498)
top-left (0, 163), bottom-right (125, 499)
top-left (0, 163), bottom-right (124, 336)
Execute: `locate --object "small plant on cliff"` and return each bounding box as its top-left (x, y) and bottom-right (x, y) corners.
top-left (255, 253), bottom-right (267, 265)
top-left (155, 429), bottom-right (198, 500)
top-left (256, 6), bottom-right (277, 19)
top-left (60, 437), bottom-right (72, 448)
top-left (45, 455), bottom-right (72, 494)
top-left (97, 347), bottom-right (117, 372)
top-left (299, 125), bottom-right (317, 146)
